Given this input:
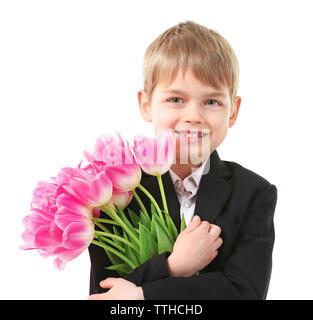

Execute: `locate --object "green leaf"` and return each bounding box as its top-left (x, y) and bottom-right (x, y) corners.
top-left (110, 225), bottom-right (124, 248)
top-left (150, 202), bottom-right (157, 218)
top-left (180, 212), bottom-right (187, 232)
top-left (127, 208), bottom-right (140, 227)
top-left (103, 248), bottom-right (124, 277)
top-left (152, 206), bottom-right (173, 244)
top-left (105, 263), bottom-right (132, 274)
top-left (139, 209), bottom-right (151, 230)
top-left (97, 234), bottom-right (125, 253)
top-left (161, 209), bottom-right (178, 244)
top-left (125, 208), bottom-right (141, 234)
top-left (150, 215), bottom-right (157, 240)
top-left (151, 203), bottom-right (174, 243)
top-left (114, 204), bottom-right (135, 230)
top-left (150, 202), bottom-right (164, 242)
top-left (105, 247), bottom-right (122, 265)
top-left (123, 230), bottom-right (141, 267)
top-left (113, 225), bottom-right (123, 243)
top-left (114, 204), bottom-right (140, 251)
top-left (139, 222), bottom-right (158, 264)
top-left (154, 216), bottom-right (173, 254)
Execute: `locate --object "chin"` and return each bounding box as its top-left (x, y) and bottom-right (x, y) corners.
top-left (174, 151), bottom-right (209, 166)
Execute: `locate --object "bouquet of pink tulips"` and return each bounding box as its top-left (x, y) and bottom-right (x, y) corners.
top-left (21, 130), bottom-right (190, 277)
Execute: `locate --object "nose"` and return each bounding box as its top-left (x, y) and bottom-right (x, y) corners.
top-left (182, 103), bottom-right (203, 125)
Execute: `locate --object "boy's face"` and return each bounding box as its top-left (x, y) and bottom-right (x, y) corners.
top-left (138, 68), bottom-right (241, 168)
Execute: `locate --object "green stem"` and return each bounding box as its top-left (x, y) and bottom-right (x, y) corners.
top-left (137, 183), bottom-right (165, 224)
top-left (94, 230), bottom-right (138, 252)
top-left (93, 221), bottom-right (111, 233)
top-left (92, 240), bottom-right (136, 269)
top-left (93, 218), bottom-right (120, 226)
top-left (157, 174), bottom-right (177, 243)
top-left (131, 189), bottom-right (150, 222)
top-left (101, 203), bottom-right (140, 246)
top-left (95, 234), bottom-right (126, 253)
top-left (157, 174), bottom-right (169, 215)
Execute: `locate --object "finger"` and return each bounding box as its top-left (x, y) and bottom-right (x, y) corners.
top-left (209, 250), bottom-right (218, 261)
top-left (215, 237), bottom-right (223, 249)
top-left (100, 277), bottom-right (117, 288)
top-left (185, 215), bottom-right (202, 233)
top-left (88, 294), bottom-right (106, 300)
top-left (209, 224), bottom-right (222, 239)
top-left (199, 220), bottom-right (211, 232)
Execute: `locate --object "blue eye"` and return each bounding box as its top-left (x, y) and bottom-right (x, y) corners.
top-left (168, 97), bottom-right (183, 103)
top-left (167, 97), bottom-right (221, 106)
top-left (206, 100), bottom-right (219, 106)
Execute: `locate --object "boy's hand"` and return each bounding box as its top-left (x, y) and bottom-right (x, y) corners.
top-left (167, 215), bottom-right (223, 278)
top-left (87, 278), bottom-right (144, 300)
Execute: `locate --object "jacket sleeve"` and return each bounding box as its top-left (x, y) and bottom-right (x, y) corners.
top-left (137, 184), bottom-right (278, 300)
top-left (125, 251), bottom-right (172, 285)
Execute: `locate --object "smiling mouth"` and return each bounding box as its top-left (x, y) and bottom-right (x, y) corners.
top-left (174, 129), bottom-right (210, 138)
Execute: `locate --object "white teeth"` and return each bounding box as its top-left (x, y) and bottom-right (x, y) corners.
top-left (175, 131), bottom-right (208, 138)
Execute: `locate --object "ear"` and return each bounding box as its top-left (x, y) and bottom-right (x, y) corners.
top-left (229, 96), bottom-right (241, 128)
top-left (137, 90), bottom-right (152, 122)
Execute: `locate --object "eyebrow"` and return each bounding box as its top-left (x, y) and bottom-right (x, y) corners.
top-left (162, 89), bottom-right (228, 99)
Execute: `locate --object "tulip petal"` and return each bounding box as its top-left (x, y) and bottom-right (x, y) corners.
top-left (62, 221), bottom-right (94, 250)
top-left (55, 184), bottom-right (68, 198)
top-left (56, 247), bottom-right (84, 262)
top-left (21, 229), bottom-right (35, 249)
top-left (89, 172), bottom-right (112, 205)
top-left (55, 207), bottom-right (88, 230)
top-left (38, 249), bottom-right (54, 258)
top-left (86, 132), bottom-right (136, 165)
top-left (83, 150), bottom-right (96, 162)
top-left (56, 193), bottom-right (92, 218)
top-left (70, 177), bottom-right (91, 203)
top-left (29, 207), bottom-right (55, 221)
top-left (104, 164), bottom-right (141, 192)
top-left (109, 191), bottom-right (133, 210)
top-left (53, 257), bottom-right (66, 270)
top-left (133, 130), bottom-right (175, 176)
top-left (27, 213), bottom-right (51, 233)
top-left (55, 167), bottom-right (75, 185)
top-left (34, 223), bottom-right (63, 248)
top-left (33, 225), bottom-right (51, 248)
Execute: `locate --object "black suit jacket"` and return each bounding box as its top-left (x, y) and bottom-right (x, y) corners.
top-left (88, 149), bottom-right (278, 300)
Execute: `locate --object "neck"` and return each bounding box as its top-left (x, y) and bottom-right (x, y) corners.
top-left (170, 161), bottom-right (202, 181)
top-left (170, 150), bottom-right (215, 180)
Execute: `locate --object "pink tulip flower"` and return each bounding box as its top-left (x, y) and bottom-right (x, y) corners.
top-left (83, 131), bottom-right (134, 165)
top-left (103, 163), bottom-right (141, 192)
top-left (133, 129), bottom-right (176, 176)
top-left (21, 180), bottom-right (95, 270)
top-left (55, 165), bottom-right (113, 207)
top-left (83, 132), bottom-right (142, 192)
top-left (108, 190), bottom-right (133, 211)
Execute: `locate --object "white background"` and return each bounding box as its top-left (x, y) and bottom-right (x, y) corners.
top-left (1, 0), bottom-right (312, 300)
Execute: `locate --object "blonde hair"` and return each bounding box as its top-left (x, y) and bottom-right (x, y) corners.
top-left (143, 20), bottom-right (240, 112)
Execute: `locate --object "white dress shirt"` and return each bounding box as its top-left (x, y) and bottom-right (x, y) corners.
top-left (169, 158), bottom-right (209, 227)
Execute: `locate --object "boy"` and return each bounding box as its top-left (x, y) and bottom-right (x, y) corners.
top-left (88, 20), bottom-right (278, 300)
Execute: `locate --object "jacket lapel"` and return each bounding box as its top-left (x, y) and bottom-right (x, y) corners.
top-left (195, 149), bottom-right (232, 224)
